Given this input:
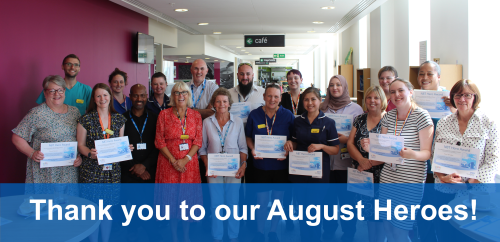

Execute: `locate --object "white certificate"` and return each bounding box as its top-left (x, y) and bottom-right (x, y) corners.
top-left (254, 135), bottom-right (287, 159)
top-left (432, 143), bottom-right (480, 178)
top-left (414, 90), bottom-right (452, 119)
top-left (40, 142), bottom-right (78, 168)
top-left (347, 167), bottom-right (374, 197)
top-left (95, 137), bottom-right (132, 165)
top-left (289, 151), bottom-right (322, 177)
top-left (325, 113), bottom-right (354, 136)
top-left (368, 133), bottom-right (404, 164)
top-left (207, 154), bottom-right (240, 176)
top-left (229, 102), bottom-right (251, 123)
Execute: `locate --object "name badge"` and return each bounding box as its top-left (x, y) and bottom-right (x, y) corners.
top-left (137, 143), bottom-right (146, 150)
top-left (341, 147), bottom-right (348, 153)
top-left (258, 124), bottom-right (266, 129)
top-left (180, 135), bottom-right (189, 140)
top-left (76, 99), bottom-right (84, 104)
top-left (103, 164), bottom-right (113, 171)
top-left (311, 129), bottom-right (319, 133)
top-left (105, 129), bottom-right (114, 135)
top-left (391, 163), bottom-right (397, 171)
top-left (179, 143), bottom-right (189, 151)
top-left (341, 153), bottom-right (351, 160)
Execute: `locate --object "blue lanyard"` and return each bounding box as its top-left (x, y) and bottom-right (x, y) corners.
top-left (216, 121), bottom-right (231, 153)
top-left (191, 79), bottom-right (206, 108)
top-left (121, 98), bottom-right (128, 111)
top-left (129, 112), bottom-right (148, 143)
top-left (238, 93), bottom-right (249, 102)
top-left (154, 95), bottom-right (167, 110)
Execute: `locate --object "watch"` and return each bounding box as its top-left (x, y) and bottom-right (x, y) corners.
top-left (185, 154), bottom-right (192, 161)
top-left (88, 152), bottom-right (92, 159)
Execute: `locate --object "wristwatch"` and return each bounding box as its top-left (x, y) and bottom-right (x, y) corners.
top-left (88, 152), bottom-right (92, 159)
top-left (185, 154), bottom-right (192, 161)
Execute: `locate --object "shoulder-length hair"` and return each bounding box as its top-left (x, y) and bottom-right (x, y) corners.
top-left (86, 83), bottom-right (117, 114)
top-left (363, 86), bottom-right (387, 112)
top-left (168, 82), bottom-right (193, 107)
top-left (450, 79), bottom-right (481, 110)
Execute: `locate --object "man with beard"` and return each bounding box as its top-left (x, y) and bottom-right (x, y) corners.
top-left (189, 59), bottom-right (219, 119)
top-left (36, 54), bottom-right (92, 115)
top-left (228, 63), bottom-right (265, 112)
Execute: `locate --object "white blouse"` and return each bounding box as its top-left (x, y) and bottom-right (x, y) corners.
top-left (433, 109), bottom-right (499, 193)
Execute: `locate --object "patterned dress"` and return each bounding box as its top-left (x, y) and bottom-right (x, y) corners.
top-left (352, 113), bottom-right (384, 183)
top-left (12, 103), bottom-right (80, 184)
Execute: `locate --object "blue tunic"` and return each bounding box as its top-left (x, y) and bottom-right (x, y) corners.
top-left (113, 96), bottom-right (132, 114)
top-left (289, 111), bottom-right (340, 183)
top-left (245, 106), bottom-right (295, 170)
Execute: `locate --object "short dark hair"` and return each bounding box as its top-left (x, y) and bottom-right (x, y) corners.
top-left (265, 83), bottom-right (281, 94)
top-left (450, 79), bottom-right (481, 110)
top-left (378, 66), bottom-right (398, 79)
top-left (108, 68), bottom-right (128, 85)
top-left (151, 72), bottom-right (167, 81)
top-left (62, 54), bottom-right (80, 65)
top-left (302, 87), bottom-right (321, 100)
top-left (287, 69), bottom-right (302, 79)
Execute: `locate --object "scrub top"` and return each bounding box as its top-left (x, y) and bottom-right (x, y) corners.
top-left (146, 94), bottom-right (171, 115)
top-left (289, 110), bottom-right (340, 183)
top-left (36, 81), bottom-right (92, 116)
top-left (113, 96), bottom-right (132, 114)
top-left (245, 106), bottom-right (295, 170)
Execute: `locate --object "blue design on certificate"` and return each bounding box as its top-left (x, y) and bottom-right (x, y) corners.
top-left (325, 113), bottom-right (353, 136)
top-left (40, 142), bottom-right (78, 168)
top-left (432, 143), bottom-right (480, 178)
top-left (207, 154), bottom-right (240, 176)
top-left (369, 133), bottom-right (404, 164)
top-left (414, 90), bottom-right (452, 118)
top-left (347, 167), bottom-right (374, 197)
top-left (289, 151), bottom-right (322, 177)
top-left (229, 102), bottom-right (251, 123)
top-left (95, 137), bottom-right (132, 165)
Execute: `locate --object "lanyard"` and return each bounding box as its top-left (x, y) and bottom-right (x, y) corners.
top-left (217, 121), bottom-right (232, 153)
top-left (394, 108), bottom-right (413, 136)
top-left (290, 93), bottom-right (300, 115)
top-left (154, 95), bottom-right (167, 110)
top-left (264, 107), bottom-right (278, 135)
top-left (120, 95), bottom-right (127, 111)
top-left (238, 93), bottom-right (249, 102)
top-left (98, 112), bottom-right (111, 139)
top-left (191, 79), bottom-right (206, 108)
top-left (129, 112), bottom-right (148, 143)
top-left (176, 108), bottom-right (188, 140)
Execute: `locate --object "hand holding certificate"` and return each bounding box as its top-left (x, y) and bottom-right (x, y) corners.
top-left (229, 102), bottom-right (251, 123)
top-left (207, 154), bottom-right (240, 177)
top-left (432, 143), bottom-right (480, 178)
top-left (289, 151), bottom-right (322, 177)
top-left (347, 167), bottom-right (374, 197)
top-left (325, 113), bottom-right (353, 136)
top-left (40, 142), bottom-right (78, 168)
top-left (413, 90), bottom-right (452, 118)
top-left (254, 135), bottom-right (287, 159)
top-left (95, 136), bottom-right (132, 165)
top-left (368, 133), bottom-right (404, 164)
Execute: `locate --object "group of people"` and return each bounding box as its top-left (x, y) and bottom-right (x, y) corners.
top-left (12, 54), bottom-right (498, 242)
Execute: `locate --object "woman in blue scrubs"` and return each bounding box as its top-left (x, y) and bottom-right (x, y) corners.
top-left (108, 68), bottom-right (132, 114)
top-left (284, 87), bottom-right (340, 242)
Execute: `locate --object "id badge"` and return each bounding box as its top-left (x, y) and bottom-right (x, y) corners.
top-left (137, 143), bottom-right (146, 150)
top-left (341, 153), bottom-right (351, 160)
top-left (103, 164), bottom-right (113, 171)
top-left (179, 143), bottom-right (189, 151)
top-left (391, 163), bottom-right (397, 171)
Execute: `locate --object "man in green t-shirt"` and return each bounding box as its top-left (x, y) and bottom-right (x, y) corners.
top-left (36, 54), bottom-right (92, 115)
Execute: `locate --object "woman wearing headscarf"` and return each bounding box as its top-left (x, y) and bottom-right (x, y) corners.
top-left (320, 75), bottom-right (363, 241)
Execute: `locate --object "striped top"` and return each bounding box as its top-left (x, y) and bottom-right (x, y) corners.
top-left (380, 107), bottom-right (433, 183)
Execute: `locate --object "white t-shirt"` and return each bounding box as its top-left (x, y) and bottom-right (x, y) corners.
top-left (228, 85), bottom-right (265, 111)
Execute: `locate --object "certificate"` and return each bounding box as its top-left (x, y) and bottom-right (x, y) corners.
top-left (254, 135), bottom-right (287, 158)
top-left (325, 113), bottom-right (353, 136)
top-left (368, 133), bottom-right (404, 164)
top-left (413, 90), bottom-right (452, 118)
top-left (229, 102), bottom-right (251, 123)
top-left (40, 142), bottom-right (78, 168)
top-left (432, 143), bottom-right (480, 178)
top-left (207, 154), bottom-right (240, 176)
top-left (95, 137), bottom-right (132, 165)
top-left (347, 167), bottom-right (374, 197)
top-left (289, 151), bottom-right (322, 177)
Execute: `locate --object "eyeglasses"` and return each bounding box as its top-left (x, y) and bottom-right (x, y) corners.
top-left (64, 63), bottom-right (80, 68)
top-left (453, 93), bottom-right (475, 99)
top-left (238, 63), bottom-right (253, 68)
top-left (174, 91), bottom-right (189, 96)
top-left (45, 88), bottom-right (65, 95)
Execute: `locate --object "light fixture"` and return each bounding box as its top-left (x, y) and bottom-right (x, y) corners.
top-left (174, 60), bottom-right (178, 62)
top-left (213, 32), bottom-right (222, 34)
top-left (198, 23), bottom-right (209, 25)
top-left (321, 6), bottom-right (335, 10)
top-left (205, 58), bottom-right (210, 59)
top-left (241, 49), bottom-right (246, 51)
top-left (236, 47), bottom-right (242, 48)
top-left (214, 60), bottom-right (219, 61)
top-left (248, 54), bottom-right (252, 55)
top-left (313, 21), bottom-right (324, 24)
top-left (186, 56), bottom-right (191, 58)
top-left (245, 52), bottom-right (249, 53)
top-left (175, 9), bottom-right (188, 12)
top-left (307, 30), bottom-right (316, 33)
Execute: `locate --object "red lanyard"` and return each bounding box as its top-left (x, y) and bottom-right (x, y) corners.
top-left (290, 93), bottom-right (300, 115)
top-left (98, 112), bottom-right (111, 139)
top-left (264, 107), bottom-right (278, 135)
top-left (394, 108), bottom-right (412, 136)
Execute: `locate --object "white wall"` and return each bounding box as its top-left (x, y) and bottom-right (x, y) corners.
top-left (163, 31), bottom-right (205, 55)
top-left (204, 35), bottom-right (238, 62)
top-left (148, 18), bottom-right (178, 48)
top-left (380, 0), bottom-right (395, 70)
top-left (393, 0), bottom-right (410, 80)
top-left (370, 7), bottom-right (381, 87)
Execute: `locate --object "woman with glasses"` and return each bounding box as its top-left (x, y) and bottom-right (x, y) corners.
top-left (108, 68), bottom-right (132, 114)
top-left (12, 75), bottom-right (82, 185)
top-left (280, 69), bottom-right (305, 116)
top-left (155, 82), bottom-right (203, 241)
top-left (378, 66), bottom-right (398, 111)
top-left (432, 79), bottom-right (498, 241)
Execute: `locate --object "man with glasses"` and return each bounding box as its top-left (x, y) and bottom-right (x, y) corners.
top-left (228, 63), bottom-right (265, 112)
top-left (189, 59), bottom-right (219, 119)
top-left (36, 54), bottom-right (92, 115)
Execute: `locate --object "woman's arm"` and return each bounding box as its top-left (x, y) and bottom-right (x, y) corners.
top-left (235, 152), bottom-right (247, 179)
top-left (12, 134), bottom-right (43, 162)
top-left (308, 144), bottom-right (339, 155)
top-left (284, 140), bottom-right (297, 152)
top-left (246, 137), bottom-right (262, 159)
top-left (346, 127), bottom-right (372, 171)
top-left (400, 125), bottom-right (433, 161)
top-left (338, 133), bottom-right (348, 144)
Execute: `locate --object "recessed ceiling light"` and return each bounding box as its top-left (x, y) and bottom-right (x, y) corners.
top-left (248, 54), bottom-right (252, 55)
top-left (313, 21), bottom-right (324, 24)
top-left (241, 49), bottom-right (246, 51)
top-left (175, 9), bottom-right (188, 12)
top-left (213, 32), bottom-right (222, 34)
top-left (174, 60), bottom-right (178, 62)
top-left (321, 6), bottom-right (335, 10)
top-left (214, 60), bottom-right (219, 61)
top-left (236, 47), bottom-right (242, 48)
top-left (245, 52), bottom-right (249, 53)
top-left (198, 23), bottom-right (209, 25)
top-left (186, 56), bottom-right (191, 58)
top-left (205, 58), bottom-right (210, 59)
top-left (307, 30), bottom-right (316, 33)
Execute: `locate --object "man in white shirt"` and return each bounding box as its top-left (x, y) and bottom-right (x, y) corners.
top-left (188, 59), bottom-right (219, 119)
top-left (229, 63), bottom-right (265, 111)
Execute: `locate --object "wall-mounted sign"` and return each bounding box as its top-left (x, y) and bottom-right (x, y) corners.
top-left (273, 54), bottom-right (286, 58)
top-left (244, 35), bottom-right (285, 47)
top-left (255, 61), bottom-right (269, 65)
top-left (260, 58), bottom-right (276, 63)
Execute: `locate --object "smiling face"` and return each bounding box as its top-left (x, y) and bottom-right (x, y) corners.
top-left (173, 88), bottom-right (189, 108)
top-left (303, 92), bottom-right (321, 113)
top-left (109, 74), bottom-right (126, 94)
top-left (453, 87), bottom-right (476, 113)
top-left (94, 88), bottom-right (111, 109)
top-left (191, 60), bottom-right (208, 84)
top-left (214, 95), bottom-right (230, 114)
top-left (130, 85), bottom-right (147, 110)
top-left (237, 65), bottom-right (254, 86)
top-left (287, 73), bottom-right (302, 90)
top-left (365, 91), bottom-right (382, 113)
top-left (61, 57), bottom-right (80, 78)
top-left (151, 77), bottom-right (167, 95)
top-left (44, 82), bottom-right (65, 107)
top-left (389, 80), bottom-right (413, 107)
top-left (379, 71), bottom-right (396, 94)
top-left (263, 87), bottom-right (281, 110)
top-left (418, 63), bottom-right (440, 90)
top-left (329, 77), bottom-right (343, 98)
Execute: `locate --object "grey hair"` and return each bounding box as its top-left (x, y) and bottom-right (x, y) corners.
top-left (168, 81), bottom-right (193, 107)
top-left (419, 61), bottom-right (441, 76)
top-left (42, 75), bottom-right (66, 90)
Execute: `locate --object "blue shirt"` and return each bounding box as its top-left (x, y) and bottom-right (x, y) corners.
top-left (146, 94), bottom-right (170, 115)
top-left (199, 114), bottom-right (248, 156)
top-left (289, 110), bottom-right (340, 183)
top-left (245, 106), bottom-right (295, 170)
top-left (113, 96), bottom-right (132, 114)
top-left (36, 81), bottom-right (92, 116)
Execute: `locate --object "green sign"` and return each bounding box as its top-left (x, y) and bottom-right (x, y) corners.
top-left (273, 54), bottom-right (285, 58)
top-left (246, 38), bottom-right (253, 45)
